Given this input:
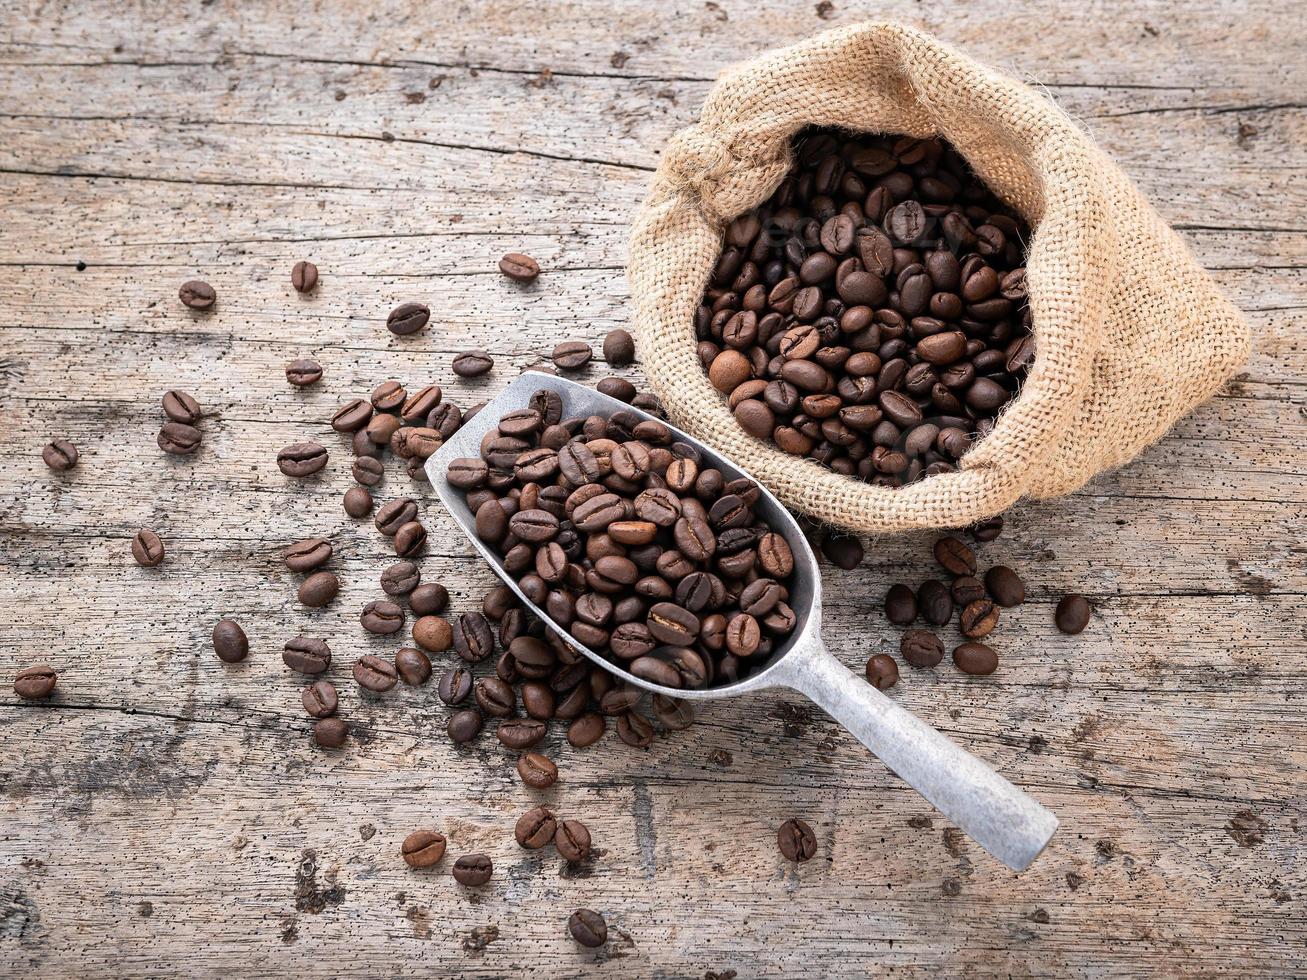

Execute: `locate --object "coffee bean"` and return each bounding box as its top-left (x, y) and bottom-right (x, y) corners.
top-left (617, 711), bottom-right (655, 747)
top-left (410, 583), bottom-right (450, 616)
top-left (447, 708), bottom-right (483, 743)
top-left (285, 537), bottom-right (332, 572)
top-left (387, 302), bottom-right (430, 336)
top-left (375, 497), bottom-right (418, 536)
top-left (777, 818), bottom-right (817, 861)
top-left (131, 528), bottom-right (165, 567)
top-left (332, 398), bottom-right (374, 433)
top-left (884, 584), bottom-right (917, 625)
top-left (953, 642), bottom-right (999, 675)
top-left (14, 664), bottom-right (57, 699)
top-left (901, 629), bottom-right (945, 668)
top-left (298, 571), bottom-right (339, 608)
top-left (158, 422), bottom-right (202, 456)
top-left (452, 853), bottom-right (493, 886)
top-left (552, 341), bottom-right (592, 371)
top-left (381, 561), bottom-right (420, 596)
top-left (178, 280), bottom-right (215, 309)
top-left (1055, 594), bottom-right (1091, 634)
top-left (452, 612), bottom-right (493, 662)
top-left (438, 667), bottom-right (473, 705)
top-left (968, 515), bottom-right (1004, 542)
top-left (515, 805), bottom-right (557, 848)
top-left (352, 456), bottom-right (384, 486)
top-left (286, 358), bottom-right (323, 387)
top-left (917, 580), bottom-right (953, 626)
top-left (161, 390), bottom-right (201, 424)
top-left (402, 830), bottom-right (446, 868)
top-left (555, 819), bottom-right (591, 862)
top-left (361, 600), bottom-right (405, 635)
top-left (603, 328), bottom-right (636, 366)
top-left (475, 676), bottom-right (516, 717)
top-left (212, 620), bottom-right (249, 663)
top-left (960, 599), bottom-right (999, 639)
top-left (278, 441), bottom-right (328, 477)
top-left (284, 636), bottom-right (331, 674)
top-left (951, 575), bottom-right (987, 606)
top-left (568, 909), bottom-right (607, 948)
top-left (413, 615), bottom-right (453, 652)
top-left (302, 680), bottom-right (338, 718)
top-left (354, 654), bottom-right (399, 692)
top-left (985, 565), bottom-right (1026, 607)
top-left (517, 752), bottom-right (558, 788)
top-left (567, 712), bottom-right (606, 747)
top-left (284, 259), bottom-right (319, 293)
top-left (865, 653), bottom-right (899, 690)
top-left (393, 521), bottom-right (427, 558)
top-left (452, 350), bottom-right (494, 377)
top-left (821, 532), bottom-right (864, 570)
top-left (42, 439), bottom-right (78, 472)
top-left (934, 536), bottom-right (977, 576)
top-left (498, 717), bottom-right (547, 749)
top-left (499, 252), bottom-right (540, 282)
top-left (314, 718), bottom-right (349, 748)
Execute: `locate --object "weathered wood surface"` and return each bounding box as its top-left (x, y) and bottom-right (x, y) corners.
top-left (0, 0), bottom-right (1304, 975)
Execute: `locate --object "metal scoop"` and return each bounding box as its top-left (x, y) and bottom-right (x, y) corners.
top-left (426, 373), bottom-right (1056, 871)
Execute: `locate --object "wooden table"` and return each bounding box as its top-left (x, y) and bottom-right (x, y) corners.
top-left (1, 1), bottom-right (1303, 975)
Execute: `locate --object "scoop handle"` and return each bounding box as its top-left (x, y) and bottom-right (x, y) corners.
top-left (773, 634), bottom-right (1057, 871)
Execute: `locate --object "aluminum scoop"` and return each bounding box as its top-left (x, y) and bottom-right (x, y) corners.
top-left (427, 373), bottom-right (1056, 871)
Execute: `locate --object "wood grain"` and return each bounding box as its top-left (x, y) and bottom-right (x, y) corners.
top-left (1, 0), bottom-right (1304, 975)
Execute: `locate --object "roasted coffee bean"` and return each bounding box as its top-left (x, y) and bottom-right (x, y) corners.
top-left (552, 341), bottom-right (593, 371)
top-left (381, 560), bottom-right (420, 596)
top-left (569, 909), bottom-right (607, 948)
top-left (437, 667), bottom-right (473, 706)
top-left (302, 680), bottom-right (338, 718)
top-left (447, 708), bottom-right (484, 743)
top-left (401, 385), bottom-right (443, 423)
top-left (452, 853), bottom-right (493, 886)
top-left (13, 664), bottom-right (57, 700)
top-left (211, 620), bottom-right (248, 663)
top-left (284, 636), bottom-right (331, 674)
top-left (968, 515), bottom-right (1004, 542)
top-left (617, 711), bottom-right (655, 748)
top-left (285, 537), bottom-right (332, 572)
top-left (777, 818), bottom-right (817, 862)
top-left (555, 819), bottom-right (591, 862)
top-left (179, 279), bottom-right (216, 309)
top-left (953, 642), bottom-right (999, 675)
top-left (290, 260), bottom-right (318, 293)
top-left (917, 580), bottom-right (953, 626)
top-left (158, 422), bottom-right (202, 456)
top-left (354, 654), bottom-right (399, 692)
top-left (933, 536), bottom-right (977, 576)
top-left (402, 830), bottom-right (447, 868)
top-left (393, 520), bottom-right (427, 558)
top-left (821, 532), bottom-right (864, 570)
top-left (314, 718), bottom-right (349, 748)
top-left (984, 565), bottom-right (1025, 607)
top-left (517, 752), bottom-right (558, 788)
top-left (901, 629), bottom-right (945, 668)
top-left (452, 350), bottom-right (494, 377)
top-left (375, 497), bottom-right (418, 536)
top-left (298, 571), bottom-right (339, 608)
top-left (884, 583), bottom-right (917, 625)
top-left (131, 528), bottom-right (165, 567)
top-left (410, 582), bottom-right (450, 616)
top-left (498, 717), bottom-right (547, 749)
top-left (351, 455), bottom-right (384, 487)
top-left (515, 805), bottom-right (557, 848)
top-left (413, 615), bottom-right (453, 652)
top-left (162, 389), bottom-right (201, 424)
top-left (603, 328), bottom-right (636, 366)
top-left (387, 302), bottom-right (430, 335)
top-left (395, 647), bottom-right (432, 686)
top-left (367, 409), bottom-right (403, 445)
top-left (42, 439), bottom-right (79, 471)
top-left (286, 358), bottom-right (323, 387)
top-left (499, 252), bottom-right (540, 282)
top-left (567, 712), bottom-right (606, 747)
top-left (332, 398), bottom-right (373, 433)
top-left (521, 681), bottom-right (556, 719)
top-left (1056, 594), bottom-right (1091, 634)
top-left (361, 600), bottom-right (405, 635)
top-left (475, 676), bottom-right (516, 717)
top-left (453, 612), bottom-right (494, 662)
top-left (951, 575), bottom-right (988, 606)
top-left (959, 599), bottom-right (999, 639)
top-left (278, 441), bottom-right (328, 477)
top-left (865, 653), bottom-right (899, 690)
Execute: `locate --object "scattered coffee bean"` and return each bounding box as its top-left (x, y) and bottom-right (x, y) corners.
top-left (291, 260), bottom-right (318, 293)
top-left (380, 561), bottom-right (420, 596)
top-left (1056, 594), bottom-right (1091, 634)
top-left (131, 528), bottom-right (165, 567)
top-left (917, 580), bottom-right (953, 626)
top-left (821, 532), bottom-right (864, 570)
top-left (452, 612), bottom-right (493, 662)
top-left (298, 571), bottom-right (339, 608)
top-left (344, 486), bottom-right (374, 517)
top-left (158, 422), bottom-right (202, 456)
top-left (178, 279), bottom-right (215, 309)
top-left (387, 302), bottom-right (430, 336)
top-left (567, 712), bottom-right (605, 748)
top-left (984, 565), bottom-right (1025, 607)
top-left (438, 667), bottom-right (474, 705)
top-left (865, 653), bottom-right (899, 690)
top-left (603, 328), bottom-right (635, 366)
top-left (410, 583), bottom-right (450, 616)
top-left (212, 619), bottom-right (249, 663)
top-left (777, 818), bottom-right (817, 862)
top-left (499, 252), bottom-right (540, 282)
top-left (402, 830), bottom-right (447, 868)
top-left (354, 654), bottom-right (399, 693)
top-left (161, 390), bottom-right (201, 424)
top-left (596, 377), bottom-right (637, 402)
top-left (452, 350), bottom-right (494, 377)
top-left (953, 642), bottom-right (999, 675)
top-left (285, 537), bottom-right (332, 572)
top-left (515, 805), bottom-right (557, 848)
top-left (959, 599), bottom-right (999, 639)
top-left (277, 441), bottom-right (328, 477)
top-left (374, 497), bottom-right (418, 536)
top-left (332, 398), bottom-right (373, 433)
top-left (14, 664), bottom-right (57, 700)
top-left (552, 341), bottom-right (593, 371)
top-left (361, 600), bottom-right (405, 635)
top-left (302, 680), bottom-right (338, 718)
top-left (475, 676), bottom-right (516, 718)
top-left (286, 358), bottom-right (323, 387)
top-left (452, 853), bottom-right (493, 886)
top-left (447, 708), bottom-right (483, 743)
top-left (901, 629), bottom-right (945, 668)
top-left (968, 515), bottom-right (1004, 542)
top-left (951, 575), bottom-right (987, 606)
top-left (517, 752), bottom-right (558, 788)
top-left (284, 636), bottom-right (331, 674)
top-left (568, 909), bottom-right (607, 948)
top-left (314, 718), bottom-right (349, 748)
top-left (42, 439), bottom-right (78, 472)
top-left (934, 536), bottom-right (976, 576)
top-left (555, 819), bottom-right (591, 862)
top-left (352, 455), bottom-right (384, 486)
top-left (498, 717), bottom-right (547, 749)
top-left (413, 615), bottom-right (453, 652)
top-left (393, 520), bottom-right (427, 558)
top-left (884, 583), bottom-right (917, 625)
top-left (395, 647), bottom-right (432, 686)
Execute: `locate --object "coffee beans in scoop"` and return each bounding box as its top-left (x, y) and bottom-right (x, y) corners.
top-left (696, 130), bottom-right (1032, 486)
top-left (445, 388), bottom-right (800, 688)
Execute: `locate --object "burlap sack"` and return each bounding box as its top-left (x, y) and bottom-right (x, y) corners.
top-left (627, 22), bottom-right (1249, 533)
